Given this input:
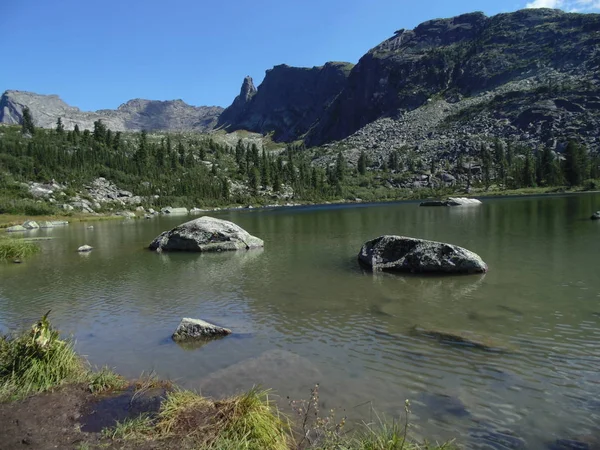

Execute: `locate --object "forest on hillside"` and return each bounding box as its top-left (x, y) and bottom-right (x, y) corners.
top-left (1, 110), bottom-right (599, 215)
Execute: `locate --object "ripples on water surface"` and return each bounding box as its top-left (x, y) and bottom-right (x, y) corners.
top-left (1, 193), bottom-right (600, 448)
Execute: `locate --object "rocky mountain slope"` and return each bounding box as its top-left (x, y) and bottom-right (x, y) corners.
top-left (307, 9), bottom-right (600, 151)
top-left (217, 62), bottom-right (354, 141)
top-left (0, 90), bottom-right (222, 132)
top-left (2, 8), bottom-right (599, 156)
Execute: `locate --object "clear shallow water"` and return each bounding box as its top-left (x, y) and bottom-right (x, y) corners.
top-left (1, 194), bottom-right (599, 449)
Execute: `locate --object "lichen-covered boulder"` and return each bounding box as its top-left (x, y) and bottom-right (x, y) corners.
top-left (358, 235), bottom-right (487, 274)
top-left (149, 216), bottom-right (264, 252)
top-left (172, 318), bottom-right (232, 342)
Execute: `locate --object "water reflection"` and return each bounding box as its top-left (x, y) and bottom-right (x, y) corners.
top-left (1, 194), bottom-right (600, 448)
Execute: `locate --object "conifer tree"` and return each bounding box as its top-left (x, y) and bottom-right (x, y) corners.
top-left (56, 117), bottom-right (65, 135)
top-left (21, 107), bottom-right (35, 135)
top-left (358, 151), bottom-right (367, 175)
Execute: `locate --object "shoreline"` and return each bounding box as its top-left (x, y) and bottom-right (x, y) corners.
top-left (2, 186), bottom-right (598, 229)
top-left (0, 318), bottom-right (452, 449)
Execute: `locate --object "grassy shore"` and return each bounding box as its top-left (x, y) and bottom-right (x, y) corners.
top-left (0, 317), bottom-right (455, 449)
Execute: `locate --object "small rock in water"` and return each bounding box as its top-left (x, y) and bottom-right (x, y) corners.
top-left (591, 211), bottom-right (600, 220)
top-left (13, 259), bottom-right (22, 264)
top-left (172, 317), bottom-right (232, 342)
top-left (77, 245), bottom-right (93, 252)
top-left (87, 226), bottom-right (94, 229)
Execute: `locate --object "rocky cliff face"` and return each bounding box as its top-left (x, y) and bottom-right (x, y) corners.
top-left (0, 90), bottom-right (223, 131)
top-left (307, 8), bottom-right (600, 146)
top-left (217, 62), bottom-right (354, 141)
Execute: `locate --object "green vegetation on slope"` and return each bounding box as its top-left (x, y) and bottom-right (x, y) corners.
top-left (2, 115), bottom-right (597, 217)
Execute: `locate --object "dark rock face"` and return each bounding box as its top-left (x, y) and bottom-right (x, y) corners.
top-left (0, 90), bottom-right (222, 132)
top-left (218, 62), bottom-right (353, 141)
top-left (358, 235), bottom-right (487, 274)
top-left (216, 76), bottom-right (257, 127)
top-left (307, 9), bottom-right (600, 145)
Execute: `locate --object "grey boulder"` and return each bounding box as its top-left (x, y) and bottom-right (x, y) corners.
top-left (22, 220), bottom-right (40, 229)
top-left (172, 317), bottom-right (232, 342)
top-left (149, 216), bottom-right (264, 252)
top-left (358, 235), bottom-right (487, 274)
top-left (591, 211), bottom-right (600, 220)
top-left (77, 245), bottom-right (93, 252)
top-left (6, 225), bottom-right (26, 232)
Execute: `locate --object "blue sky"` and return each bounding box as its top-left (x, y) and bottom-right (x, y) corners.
top-left (1, 0), bottom-right (598, 110)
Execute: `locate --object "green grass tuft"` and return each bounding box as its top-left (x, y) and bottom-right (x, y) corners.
top-left (0, 236), bottom-right (40, 260)
top-left (0, 314), bottom-right (127, 401)
top-left (88, 366), bottom-right (128, 393)
top-left (213, 388), bottom-right (289, 450)
top-left (102, 413), bottom-right (154, 440)
top-left (0, 312), bottom-right (88, 400)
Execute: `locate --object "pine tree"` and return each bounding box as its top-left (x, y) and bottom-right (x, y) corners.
top-left (221, 178), bottom-right (230, 200)
top-left (21, 107), bottom-right (35, 135)
top-left (56, 117), bottom-right (65, 135)
top-left (564, 140), bottom-right (586, 186)
top-left (177, 142), bottom-right (186, 166)
top-left (135, 130), bottom-right (149, 173)
top-left (481, 144), bottom-right (492, 190)
top-left (522, 149), bottom-right (536, 187)
top-left (273, 170), bottom-right (281, 192)
top-left (358, 151), bottom-right (367, 175)
top-left (260, 149), bottom-right (271, 186)
top-left (335, 151), bottom-right (346, 182)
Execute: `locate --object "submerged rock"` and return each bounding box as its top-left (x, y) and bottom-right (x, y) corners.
top-left (77, 245), bottom-right (93, 252)
top-left (411, 326), bottom-right (512, 352)
top-left (358, 235), bottom-right (487, 274)
top-left (149, 216), bottom-right (264, 252)
top-left (172, 317), bottom-right (232, 342)
top-left (420, 197), bottom-right (482, 207)
top-left (5, 225), bottom-right (26, 232)
top-left (591, 211), bottom-right (600, 220)
top-left (420, 200), bottom-right (450, 207)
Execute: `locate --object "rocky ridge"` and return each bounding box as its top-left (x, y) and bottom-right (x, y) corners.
top-left (0, 91), bottom-right (223, 132)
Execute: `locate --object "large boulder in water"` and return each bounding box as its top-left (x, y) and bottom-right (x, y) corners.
top-left (149, 216), bottom-right (264, 252)
top-left (358, 235), bottom-right (487, 274)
